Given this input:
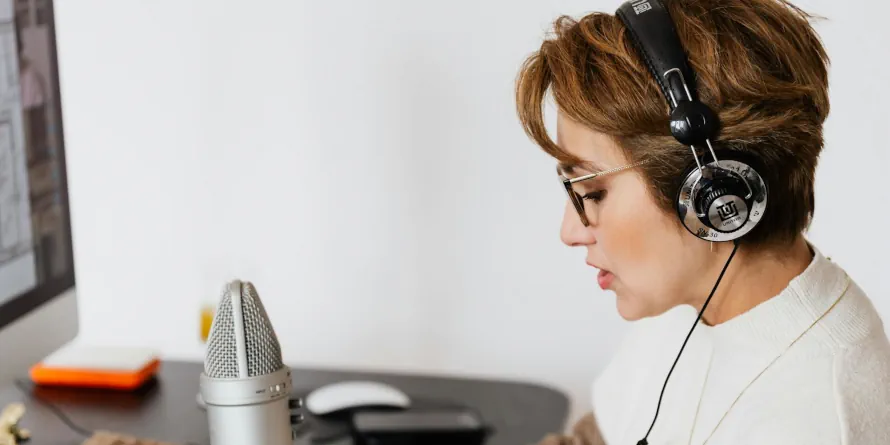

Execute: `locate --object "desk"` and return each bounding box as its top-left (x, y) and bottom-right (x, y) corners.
top-left (0, 360), bottom-right (569, 445)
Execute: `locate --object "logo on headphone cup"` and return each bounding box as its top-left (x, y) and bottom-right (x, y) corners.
top-left (716, 201), bottom-right (739, 221)
top-left (708, 195), bottom-right (748, 231)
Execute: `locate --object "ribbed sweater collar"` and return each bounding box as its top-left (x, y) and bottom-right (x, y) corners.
top-left (698, 244), bottom-right (876, 355)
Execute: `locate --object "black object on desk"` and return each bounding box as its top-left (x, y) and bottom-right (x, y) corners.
top-left (353, 408), bottom-right (491, 445)
top-left (0, 360), bottom-right (569, 445)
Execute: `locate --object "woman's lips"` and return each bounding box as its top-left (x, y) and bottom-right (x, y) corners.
top-left (587, 262), bottom-right (614, 290)
top-left (596, 268), bottom-right (614, 290)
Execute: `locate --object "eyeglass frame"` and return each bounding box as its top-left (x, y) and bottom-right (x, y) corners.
top-left (557, 161), bottom-right (648, 226)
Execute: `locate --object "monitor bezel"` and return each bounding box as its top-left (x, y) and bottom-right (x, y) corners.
top-left (0, 0), bottom-right (76, 331)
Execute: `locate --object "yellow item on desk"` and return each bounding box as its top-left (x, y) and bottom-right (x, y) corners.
top-left (81, 430), bottom-right (183, 445)
top-left (0, 403), bottom-right (30, 445)
top-left (200, 304), bottom-right (215, 342)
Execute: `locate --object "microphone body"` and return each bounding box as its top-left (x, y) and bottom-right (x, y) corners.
top-left (200, 279), bottom-right (295, 445)
top-left (200, 368), bottom-right (293, 445)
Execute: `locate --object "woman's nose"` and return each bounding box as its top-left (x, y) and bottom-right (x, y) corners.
top-left (560, 200), bottom-right (595, 247)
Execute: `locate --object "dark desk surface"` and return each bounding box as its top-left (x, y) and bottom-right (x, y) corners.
top-left (1, 360), bottom-right (569, 445)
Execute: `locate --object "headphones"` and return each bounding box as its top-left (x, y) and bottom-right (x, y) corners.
top-left (616, 0), bottom-right (768, 243)
top-left (613, 2), bottom-right (771, 444)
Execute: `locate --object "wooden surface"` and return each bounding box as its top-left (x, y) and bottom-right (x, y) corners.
top-left (0, 360), bottom-right (569, 445)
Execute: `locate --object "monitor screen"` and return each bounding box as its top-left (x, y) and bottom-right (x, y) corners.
top-left (0, 0), bottom-right (74, 329)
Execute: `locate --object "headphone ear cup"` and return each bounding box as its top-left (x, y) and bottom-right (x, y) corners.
top-left (676, 157), bottom-right (768, 242)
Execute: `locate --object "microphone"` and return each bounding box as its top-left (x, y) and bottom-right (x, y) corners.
top-left (199, 279), bottom-right (298, 445)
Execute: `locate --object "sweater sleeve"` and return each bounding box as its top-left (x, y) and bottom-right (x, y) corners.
top-left (833, 336), bottom-right (890, 445)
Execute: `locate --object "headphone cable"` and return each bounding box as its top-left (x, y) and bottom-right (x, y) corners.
top-left (13, 378), bottom-right (94, 438)
top-left (637, 239), bottom-right (740, 445)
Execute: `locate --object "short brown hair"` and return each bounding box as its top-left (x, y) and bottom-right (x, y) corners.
top-left (516, 0), bottom-right (830, 249)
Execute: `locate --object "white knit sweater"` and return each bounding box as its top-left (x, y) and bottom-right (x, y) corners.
top-left (591, 245), bottom-right (890, 444)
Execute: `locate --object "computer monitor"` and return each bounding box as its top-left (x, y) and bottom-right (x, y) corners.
top-left (0, 0), bottom-right (76, 384)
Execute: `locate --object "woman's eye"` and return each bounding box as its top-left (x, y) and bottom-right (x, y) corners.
top-left (582, 190), bottom-right (606, 203)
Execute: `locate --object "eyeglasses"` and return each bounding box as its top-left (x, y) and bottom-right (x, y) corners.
top-left (557, 161), bottom-right (647, 226)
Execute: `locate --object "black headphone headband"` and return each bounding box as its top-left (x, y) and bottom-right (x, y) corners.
top-left (616, 0), bottom-right (699, 111)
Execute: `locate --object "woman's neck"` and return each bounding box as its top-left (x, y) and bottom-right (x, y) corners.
top-left (696, 236), bottom-right (814, 326)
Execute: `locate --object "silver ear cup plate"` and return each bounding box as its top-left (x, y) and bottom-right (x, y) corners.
top-left (677, 159), bottom-right (768, 242)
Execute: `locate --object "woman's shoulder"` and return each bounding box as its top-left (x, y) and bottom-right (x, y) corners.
top-left (824, 279), bottom-right (890, 443)
top-left (829, 336), bottom-right (890, 443)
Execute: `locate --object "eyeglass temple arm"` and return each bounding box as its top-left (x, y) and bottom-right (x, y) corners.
top-left (564, 161), bottom-right (648, 184)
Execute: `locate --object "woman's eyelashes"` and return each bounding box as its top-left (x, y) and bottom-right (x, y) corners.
top-left (582, 189), bottom-right (606, 203)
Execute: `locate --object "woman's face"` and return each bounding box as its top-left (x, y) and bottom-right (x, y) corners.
top-left (556, 113), bottom-right (714, 321)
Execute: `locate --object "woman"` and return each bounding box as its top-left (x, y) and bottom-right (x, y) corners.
top-left (515, 0), bottom-right (890, 444)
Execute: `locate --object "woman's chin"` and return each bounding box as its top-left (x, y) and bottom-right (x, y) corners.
top-left (614, 292), bottom-right (649, 321)
top-left (614, 291), bottom-right (674, 321)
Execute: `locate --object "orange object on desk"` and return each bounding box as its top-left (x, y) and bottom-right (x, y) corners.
top-left (29, 344), bottom-right (161, 391)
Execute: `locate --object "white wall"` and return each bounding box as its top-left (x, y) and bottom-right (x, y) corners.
top-left (52, 0), bottom-right (889, 428)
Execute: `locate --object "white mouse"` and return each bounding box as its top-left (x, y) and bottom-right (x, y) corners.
top-left (305, 380), bottom-right (410, 416)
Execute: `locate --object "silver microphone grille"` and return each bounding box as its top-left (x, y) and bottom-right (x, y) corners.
top-left (204, 280), bottom-right (284, 379)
